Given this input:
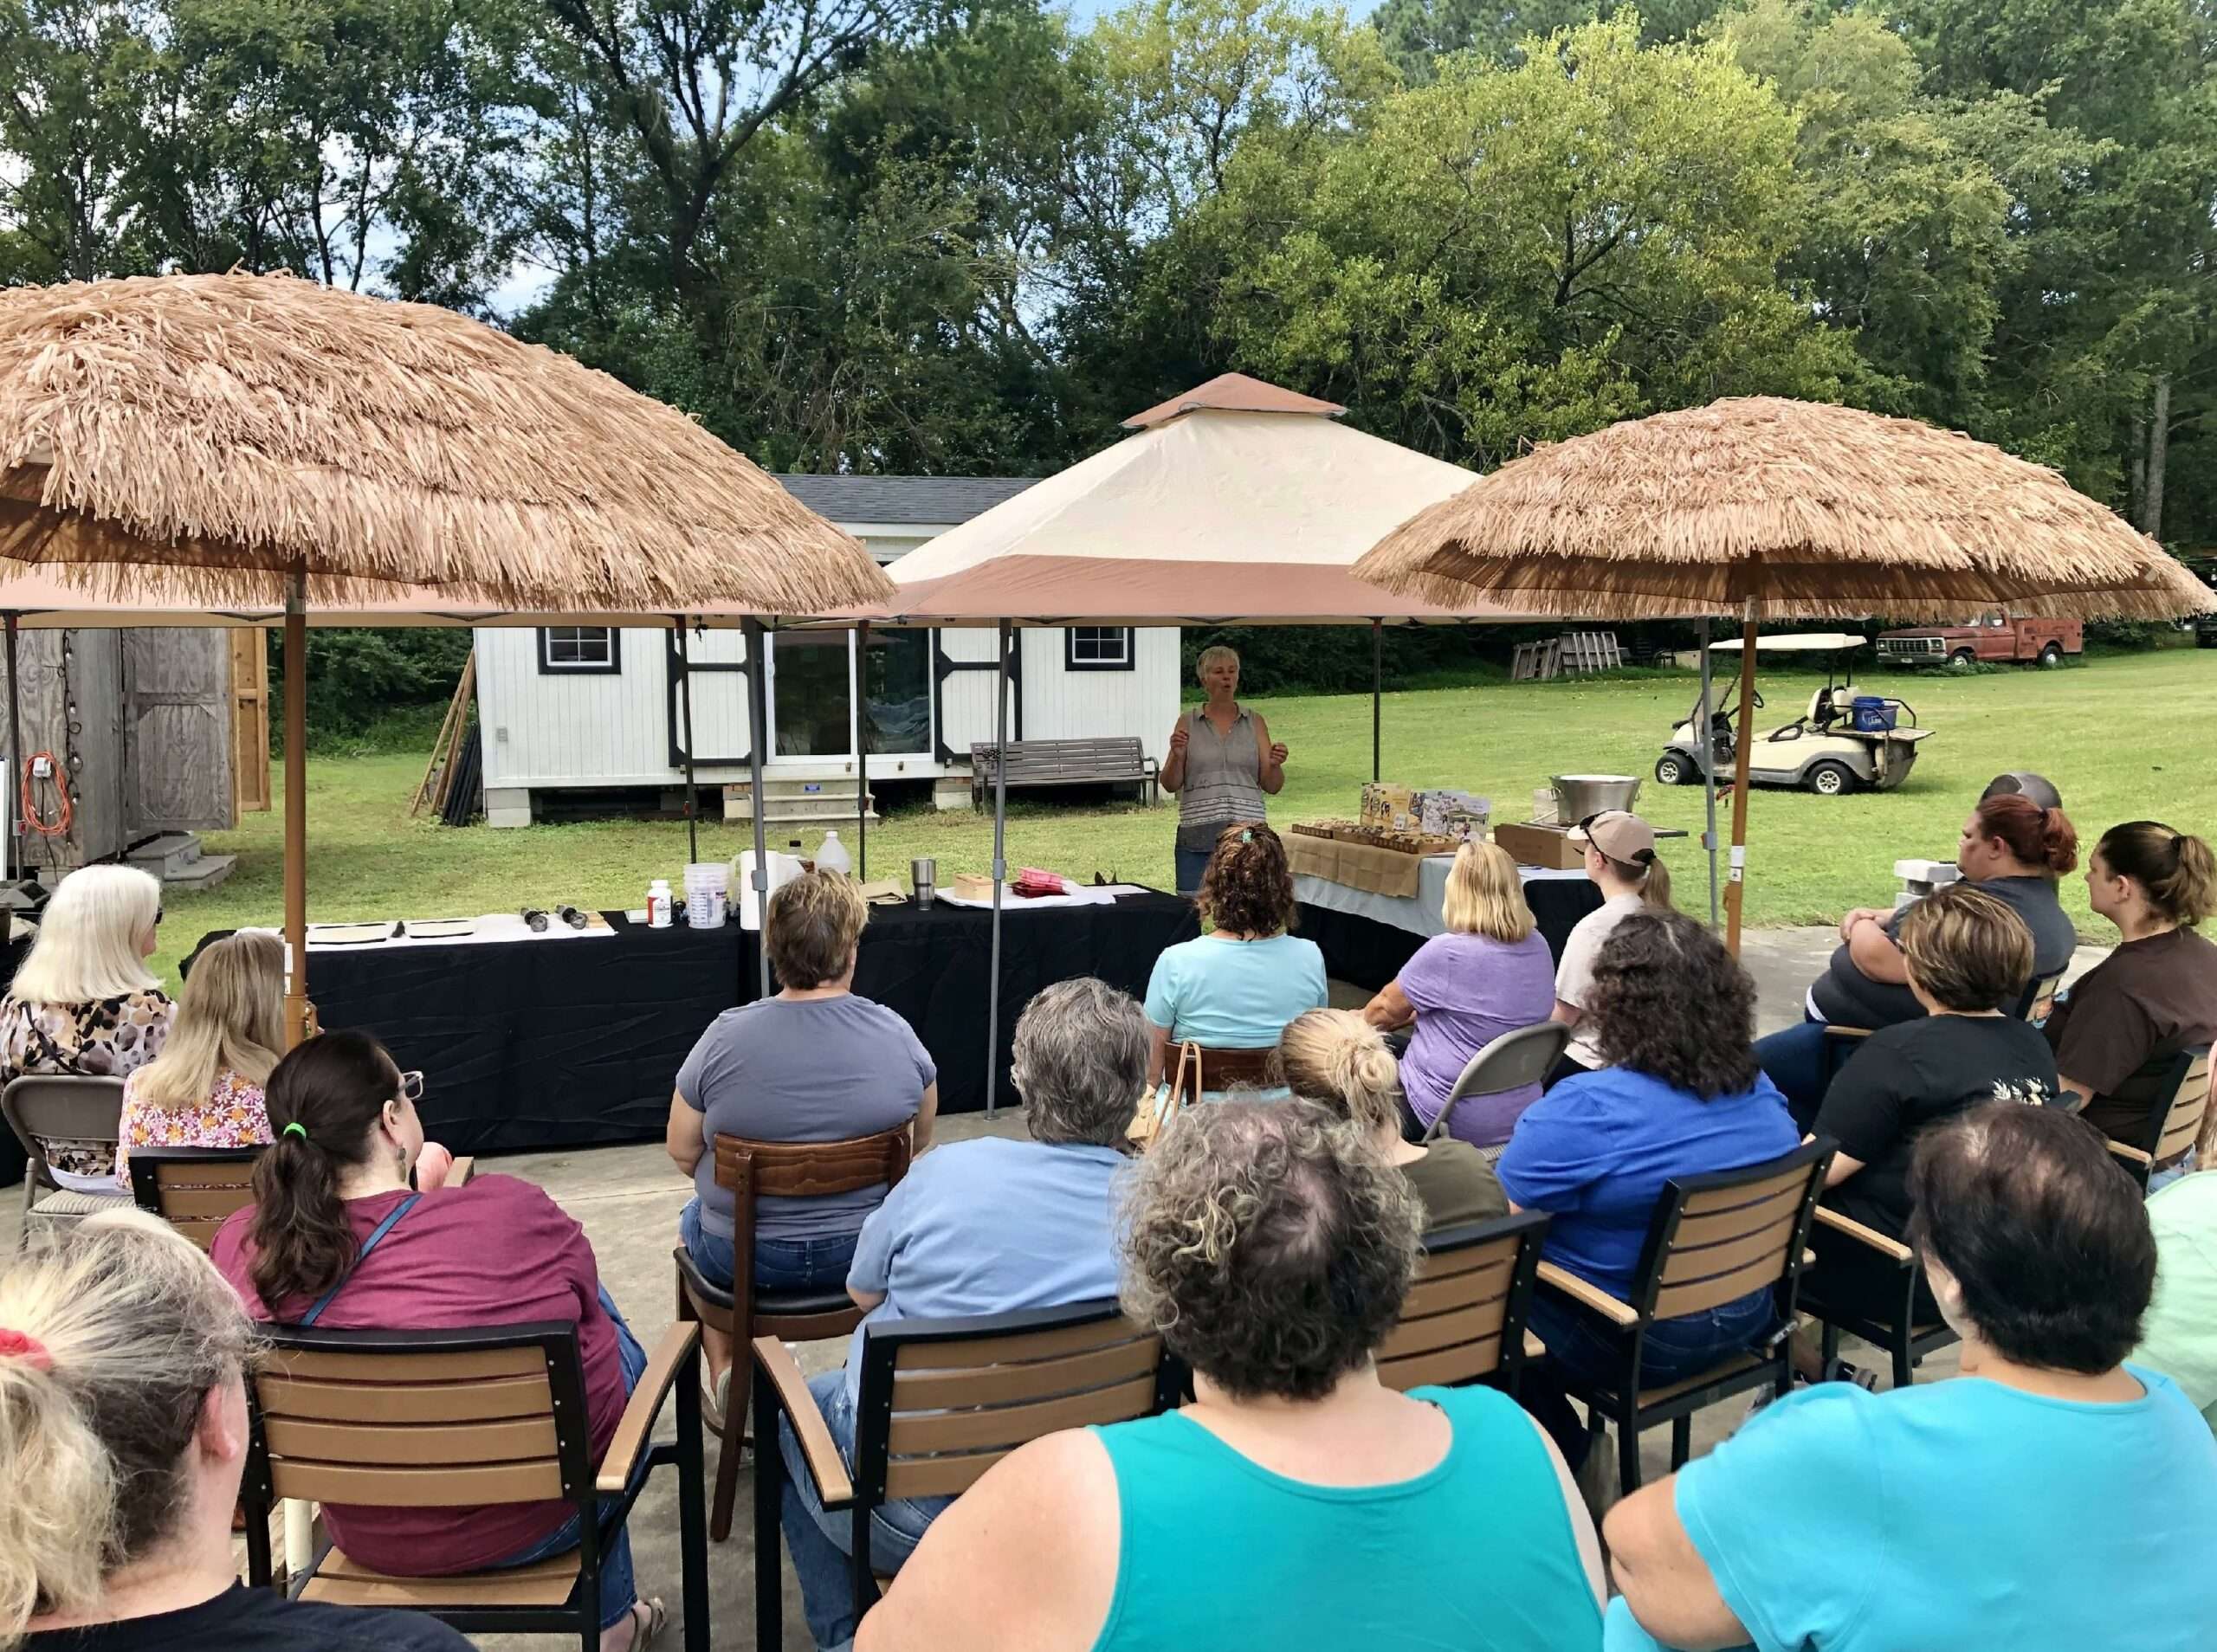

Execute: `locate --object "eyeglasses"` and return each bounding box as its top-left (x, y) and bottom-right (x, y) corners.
top-left (398, 1070), bottom-right (424, 1105)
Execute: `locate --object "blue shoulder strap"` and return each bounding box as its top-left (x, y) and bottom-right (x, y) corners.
top-left (300, 1192), bottom-right (422, 1327)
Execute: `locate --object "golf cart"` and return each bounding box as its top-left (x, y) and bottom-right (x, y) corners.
top-left (1653, 633), bottom-right (1932, 797)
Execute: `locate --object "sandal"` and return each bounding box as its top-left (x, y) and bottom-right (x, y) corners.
top-left (700, 1366), bottom-right (733, 1434)
top-left (617, 1598), bottom-right (667, 1652)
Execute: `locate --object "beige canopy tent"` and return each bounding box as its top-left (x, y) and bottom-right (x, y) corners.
top-left (0, 271), bottom-right (893, 1042)
top-left (1356, 396), bottom-right (2217, 951)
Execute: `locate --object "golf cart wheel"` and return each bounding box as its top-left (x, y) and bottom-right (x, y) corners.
top-left (1949, 649), bottom-right (1976, 668)
top-left (1654, 752), bottom-right (1693, 787)
top-left (2039, 642), bottom-right (2064, 667)
top-left (1806, 760), bottom-right (1855, 797)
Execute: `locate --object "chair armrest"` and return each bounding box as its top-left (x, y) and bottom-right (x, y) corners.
top-left (1811, 1204), bottom-right (1913, 1263)
top-left (752, 1335), bottom-right (852, 1510)
top-left (1823, 1026), bottom-right (1875, 1042)
top-left (1535, 1261), bottom-right (1639, 1327)
top-left (594, 1321), bottom-right (699, 1494)
top-left (2106, 1139), bottom-right (2154, 1169)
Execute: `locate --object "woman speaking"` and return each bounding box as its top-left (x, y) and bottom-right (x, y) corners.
top-left (1160, 645), bottom-right (1288, 894)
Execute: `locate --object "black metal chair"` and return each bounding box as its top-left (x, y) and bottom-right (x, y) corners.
top-left (1532, 1140), bottom-right (1832, 1493)
top-left (1802, 1204), bottom-right (1957, 1391)
top-left (242, 1320), bottom-right (709, 1652)
top-left (1376, 1212), bottom-right (1550, 1399)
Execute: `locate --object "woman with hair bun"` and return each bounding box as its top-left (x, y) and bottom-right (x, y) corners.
top-left (2050, 821), bottom-right (2217, 1151)
top-left (1278, 1009), bottom-right (1507, 1228)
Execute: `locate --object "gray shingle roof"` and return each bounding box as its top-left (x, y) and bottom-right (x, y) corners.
top-left (776, 474), bottom-right (1040, 528)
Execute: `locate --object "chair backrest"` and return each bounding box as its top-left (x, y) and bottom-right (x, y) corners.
top-left (1192, 1045), bottom-right (1277, 1091)
top-left (1376, 1211), bottom-right (1549, 1392)
top-left (1627, 1141), bottom-right (1832, 1324)
top-left (2146, 1044), bottom-right (2213, 1173)
top-left (851, 1300), bottom-right (1172, 1507)
top-left (2017, 967), bottom-right (2067, 1024)
top-left (126, 1145), bottom-right (262, 1250)
top-left (1425, 1023), bottom-right (1571, 1142)
top-left (713, 1122), bottom-right (913, 1205)
top-left (3, 1074), bottom-right (127, 1187)
top-left (246, 1320), bottom-right (594, 1518)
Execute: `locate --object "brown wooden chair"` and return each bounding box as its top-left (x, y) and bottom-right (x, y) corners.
top-left (2018, 966), bottom-right (2067, 1025)
top-left (2102, 1044), bottom-right (2212, 1191)
top-left (1145, 1043), bottom-right (1279, 1140)
top-left (1801, 1205), bottom-right (1958, 1391)
top-left (751, 1299), bottom-right (1177, 1652)
top-left (1376, 1211), bottom-right (1550, 1398)
top-left (1533, 1140), bottom-right (1832, 1493)
top-left (673, 1122), bottom-right (913, 1542)
top-left (3, 1074), bottom-right (132, 1249)
top-left (127, 1145), bottom-right (475, 1249)
top-left (242, 1319), bottom-right (708, 1652)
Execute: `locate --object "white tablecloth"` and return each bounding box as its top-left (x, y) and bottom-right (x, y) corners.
top-left (1295, 860), bottom-right (1587, 939)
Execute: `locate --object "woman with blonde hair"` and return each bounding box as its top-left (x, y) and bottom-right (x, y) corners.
top-left (1, 1210), bottom-right (468, 1652)
top-left (111, 932), bottom-right (283, 1188)
top-left (1363, 840), bottom-right (1555, 1149)
top-left (1160, 645), bottom-right (1289, 894)
top-left (1280, 1008), bottom-right (1507, 1229)
top-left (1, 864), bottom-right (173, 1191)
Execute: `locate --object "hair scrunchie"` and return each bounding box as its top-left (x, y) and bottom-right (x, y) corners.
top-left (0, 1328), bottom-right (53, 1371)
top-left (281, 1121), bottom-right (309, 1142)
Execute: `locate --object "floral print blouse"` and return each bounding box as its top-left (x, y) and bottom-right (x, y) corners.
top-left (113, 1067), bottom-right (272, 1188)
top-left (1, 990), bottom-right (175, 1185)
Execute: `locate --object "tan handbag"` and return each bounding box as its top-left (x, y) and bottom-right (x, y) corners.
top-left (1129, 1041), bottom-right (1202, 1148)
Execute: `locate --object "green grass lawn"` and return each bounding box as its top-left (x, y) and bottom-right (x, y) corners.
top-left (145, 648), bottom-right (2216, 989)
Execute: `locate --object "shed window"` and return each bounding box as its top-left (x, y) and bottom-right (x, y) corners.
top-left (1065, 626), bottom-right (1134, 671)
top-left (538, 626), bottom-right (621, 674)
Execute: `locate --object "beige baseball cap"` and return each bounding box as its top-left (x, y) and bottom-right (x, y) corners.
top-left (1567, 810), bottom-right (1657, 864)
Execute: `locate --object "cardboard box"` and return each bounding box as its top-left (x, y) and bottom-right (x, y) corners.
top-left (1361, 784), bottom-right (1419, 831)
top-left (1419, 790), bottom-right (1490, 840)
top-left (1492, 821), bottom-right (1588, 871)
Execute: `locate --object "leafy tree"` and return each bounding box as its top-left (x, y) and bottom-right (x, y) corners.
top-left (1371, 0), bottom-right (1728, 81)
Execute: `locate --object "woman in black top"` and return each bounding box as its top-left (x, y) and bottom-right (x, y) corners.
top-left (1796, 882), bottom-right (2059, 1377)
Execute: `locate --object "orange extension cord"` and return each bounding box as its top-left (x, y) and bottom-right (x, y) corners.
top-left (20, 752), bottom-right (72, 838)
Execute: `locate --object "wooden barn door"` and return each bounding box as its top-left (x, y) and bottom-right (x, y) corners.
top-left (122, 629), bottom-right (236, 836)
top-left (229, 631), bottom-right (271, 812)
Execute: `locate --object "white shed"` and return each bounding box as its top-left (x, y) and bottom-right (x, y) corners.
top-left (475, 475), bottom-right (1183, 826)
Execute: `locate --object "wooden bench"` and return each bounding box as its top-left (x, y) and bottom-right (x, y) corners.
top-left (970, 739), bottom-right (1158, 809)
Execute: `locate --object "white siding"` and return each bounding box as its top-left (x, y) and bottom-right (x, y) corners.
top-left (1016, 628), bottom-right (1179, 761)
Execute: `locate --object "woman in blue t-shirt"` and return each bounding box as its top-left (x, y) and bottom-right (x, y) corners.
top-left (1498, 909), bottom-right (1800, 1470)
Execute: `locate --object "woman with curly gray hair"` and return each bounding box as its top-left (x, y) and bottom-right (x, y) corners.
top-left (854, 1100), bottom-right (1605, 1652)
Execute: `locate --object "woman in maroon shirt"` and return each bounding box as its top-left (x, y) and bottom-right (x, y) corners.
top-left (211, 1032), bottom-right (662, 1652)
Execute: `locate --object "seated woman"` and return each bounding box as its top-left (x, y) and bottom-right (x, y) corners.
top-left (854, 1099), bottom-right (1606, 1652)
top-left (1362, 840), bottom-right (1554, 1151)
top-left (1548, 811), bottom-right (1671, 1087)
top-left (3, 1210), bottom-right (469, 1652)
top-left (778, 978), bottom-right (1146, 1652)
top-left (1278, 1007), bottom-right (1507, 1229)
top-left (1143, 823), bottom-right (1327, 1090)
top-left (212, 1033), bottom-right (661, 1652)
top-left (1755, 791), bottom-right (2080, 1118)
top-left (1606, 1103), bottom-right (2217, 1651)
top-left (1798, 882), bottom-right (2058, 1380)
top-left (1498, 909), bottom-right (1800, 1468)
top-left (1, 864), bottom-right (174, 1191)
top-left (2046, 821), bottom-right (2217, 1157)
top-left (666, 870), bottom-right (937, 1410)
top-left (2133, 1167), bottom-right (2217, 1437)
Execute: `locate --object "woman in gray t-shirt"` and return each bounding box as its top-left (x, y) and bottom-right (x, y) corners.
top-left (1160, 645), bottom-right (1288, 894)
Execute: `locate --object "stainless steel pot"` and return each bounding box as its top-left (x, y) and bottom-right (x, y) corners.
top-left (1549, 773), bottom-right (1642, 821)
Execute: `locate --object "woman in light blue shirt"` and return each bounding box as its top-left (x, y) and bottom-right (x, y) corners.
top-left (1142, 823), bottom-right (1327, 1088)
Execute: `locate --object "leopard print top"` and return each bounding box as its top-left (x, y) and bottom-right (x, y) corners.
top-left (3, 990), bottom-right (176, 1180)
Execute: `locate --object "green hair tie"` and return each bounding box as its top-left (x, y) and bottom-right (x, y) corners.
top-left (281, 1122), bottom-right (308, 1142)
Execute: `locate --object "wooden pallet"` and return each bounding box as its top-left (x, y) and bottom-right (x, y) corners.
top-left (1511, 632), bottom-right (1622, 681)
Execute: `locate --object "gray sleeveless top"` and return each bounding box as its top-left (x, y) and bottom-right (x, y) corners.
top-left (1176, 707), bottom-right (1267, 852)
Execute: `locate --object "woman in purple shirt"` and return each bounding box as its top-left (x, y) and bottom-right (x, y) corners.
top-left (1363, 841), bottom-right (1556, 1152)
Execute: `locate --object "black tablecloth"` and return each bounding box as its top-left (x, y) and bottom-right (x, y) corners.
top-left (197, 894), bottom-right (1199, 1156)
top-left (1297, 877), bottom-right (1605, 993)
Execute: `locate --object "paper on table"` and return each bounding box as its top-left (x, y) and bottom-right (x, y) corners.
top-left (934, 881), bottom-right (1152, 911)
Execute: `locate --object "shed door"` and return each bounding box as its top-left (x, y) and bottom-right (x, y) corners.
top-left (229, 630), bottom-right (271, 812)
top-left (123, 629), bottom-right (236, 836)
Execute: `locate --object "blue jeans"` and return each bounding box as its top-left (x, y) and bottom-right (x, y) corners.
top-left (680, 1196), bottom-right (860, 1292)
top-left (488, 1287), bottom-right (650, 1631)
top-left (1754, 1017), bottom-right (1838, 1132)
top-left (779, 1368), bottom-right (950, 1650)
top-left (1522, 1283), bottom-right (1779, 1471)
top-left (1174, 846), bottom-right (1212, 896)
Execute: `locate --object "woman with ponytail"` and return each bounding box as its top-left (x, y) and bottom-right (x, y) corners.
top-left (2048, 822), bottom-right (2217, 1150)
top-left (1278, 1009), bottom-right (1507, 1228)
top-left (2, 1210), bottom-right (465, 1652)
top-left (210, 1033), bottom-right (664, 1652)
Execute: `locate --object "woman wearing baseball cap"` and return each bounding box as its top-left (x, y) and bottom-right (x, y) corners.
top-left (1548, 811), bottom-right (1673, 1087)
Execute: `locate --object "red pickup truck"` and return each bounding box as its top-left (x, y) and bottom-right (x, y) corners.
top-left (1876, 609), bottom-right (2083, 668)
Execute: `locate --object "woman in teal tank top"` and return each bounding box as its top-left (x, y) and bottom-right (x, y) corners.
top-left (854, 1100), bottom-right (1606, 1652)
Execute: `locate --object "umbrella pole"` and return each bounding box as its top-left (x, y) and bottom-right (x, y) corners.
top-left (675, 618), bottom-right (700, 867)
top-left (1697, 616), bottom-right (1720, 929)
top-left (986, 620), bottom-right (1011, 1120)
top-left (1724, 602), bottom-right (1759, 957)
top-left (4, 613), bottom-right (20, 887)
top-left (282, 571), bottom-right (310, 1048)
top-left (856, 620), bottom-right (869, 880)
top-left (1371, 619), bottom-right (1382, 783)
top-left (743, 619), bottom-right (772, 999)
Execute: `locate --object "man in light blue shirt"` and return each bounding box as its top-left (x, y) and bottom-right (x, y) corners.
top-left (1604, 1101), bottom-right (2217, 1652)
top-left (778, 978), bottom-right (1147, 1651)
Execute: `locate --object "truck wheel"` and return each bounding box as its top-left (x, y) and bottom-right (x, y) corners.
top-left (1949, 649), bottom-right (1976, 668)
top-left (1806, 760), bottom-right (1854, 797)
top-left (2039, 642), bottom-right (2064, 667)
top-left (1654, 752), bottom-right (1691, 787)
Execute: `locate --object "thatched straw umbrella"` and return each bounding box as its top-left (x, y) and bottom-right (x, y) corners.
top-left (0, 271), bottom-right (893, 1041)
top-left (1355, 397), bottom-right (2217, 950)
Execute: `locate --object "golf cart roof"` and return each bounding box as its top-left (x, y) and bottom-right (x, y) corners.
top-left (1710, 632), bottom-right (1867, 654)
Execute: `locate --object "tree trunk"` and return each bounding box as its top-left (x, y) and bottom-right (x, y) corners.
top-left (2142, 376), bottom-right (2170, 539)
top-left (2130, 415), bottom-right (2147, 524)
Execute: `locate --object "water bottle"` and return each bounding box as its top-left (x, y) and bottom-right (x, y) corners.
top-left (646, 879), bottom-right (673, 928)
top-left (817, 829), bottom-right (853, 877)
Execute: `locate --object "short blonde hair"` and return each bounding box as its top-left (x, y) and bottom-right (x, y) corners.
top-left (1440, 841), bottom-right (1535, 943)
top-left (764, 871), bottom-right (869, 989)
top-left (1193, 644), bottom-right (1240, 682)
top-left (8, 866), bottom-right (161, 1006)
top-left (1277, 1009), bottom-right (1402, 1134)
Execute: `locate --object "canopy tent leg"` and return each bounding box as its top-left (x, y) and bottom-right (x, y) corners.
top-left (1724, 603), bottom-right (1759, 956)
top-left (675, 618), bottom-right (700, 868)
top-left (743, 618), bottom-right (772, 999)
top-left (1697, 616), bottom-right (1720, 929)
top-left (986, 620), bottom-right (1011, 1120)
top-left (855, 620), bottom-right (869, 880)
top-left (1371, 619), bottom-right (1382, 783)
top-left (283, 569), bottom-right (310, 1048)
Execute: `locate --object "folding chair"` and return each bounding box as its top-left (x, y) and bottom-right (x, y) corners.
top-left (1376, 1211), bottom-right (1550, 1398)
top-left (1422, 1023), bottom-right (1572, 1144)
top-left (3, 1074), bottom-right (130, 1249)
